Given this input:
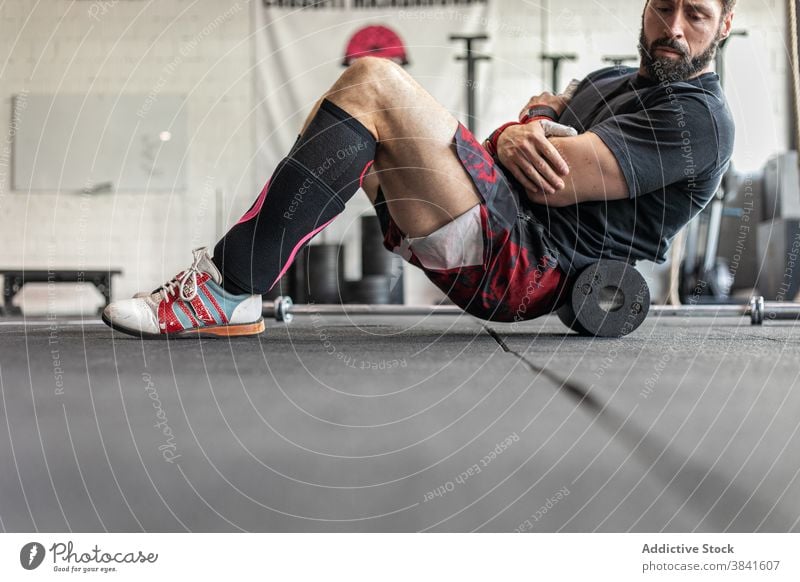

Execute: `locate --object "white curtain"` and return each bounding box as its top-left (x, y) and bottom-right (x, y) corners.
top-left (253, 1), bottom-right (493, 171)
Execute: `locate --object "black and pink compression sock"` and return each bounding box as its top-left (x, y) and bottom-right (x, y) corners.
top-left (212, 99), bottom-right (377, 295)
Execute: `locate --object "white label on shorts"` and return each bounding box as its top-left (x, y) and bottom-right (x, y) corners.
top-left (406, 204), bottom-right (484, 271)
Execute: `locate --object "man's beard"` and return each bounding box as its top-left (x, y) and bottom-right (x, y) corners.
top-left (638, 26), bottom-right (722, 82)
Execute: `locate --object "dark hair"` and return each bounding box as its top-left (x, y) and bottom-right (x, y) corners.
top-left (721, 0), bottom-right (737, 16)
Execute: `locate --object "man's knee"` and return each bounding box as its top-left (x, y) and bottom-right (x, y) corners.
top-left (346, 56), bottom-right (405, 81)
top-left (338, 57), bottom-right (409, 102)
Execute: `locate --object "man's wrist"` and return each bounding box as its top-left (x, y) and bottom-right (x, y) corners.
top-left (484, 121), bottom-right (521, 157)
top-left (483, 106), bottom-right (561, 156)
top-left (521, 104), bottom-right (559, 123)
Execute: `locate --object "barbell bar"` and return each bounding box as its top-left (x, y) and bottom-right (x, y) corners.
top-left (268, 295), bottom-right (800, 326)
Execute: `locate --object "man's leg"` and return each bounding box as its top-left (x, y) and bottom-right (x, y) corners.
top-left (305, 56), bottom-right (481, 238)
top-left (213, 56), bottom-right (482, 296)
top-left (103, 58), bottom-right (487, 338)
top-left (213, 91), bottom-right (377, 295)
top-left (317, 58), bottom-right (570, 324)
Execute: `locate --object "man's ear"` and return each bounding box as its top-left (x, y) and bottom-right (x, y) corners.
top-left (719, 11), bottom-right (734, 41)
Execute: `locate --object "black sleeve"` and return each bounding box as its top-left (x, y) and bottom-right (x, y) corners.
top-left (589, 92), bottom-right (725, 198)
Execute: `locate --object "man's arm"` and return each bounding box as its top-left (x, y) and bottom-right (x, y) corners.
top-left (497, 123), bottom-right (629, 207)
top-left (525, 130), bottom-right (629, 207)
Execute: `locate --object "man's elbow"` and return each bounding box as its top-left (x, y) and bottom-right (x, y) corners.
top-left (526, 188), bottom-right (576, 207)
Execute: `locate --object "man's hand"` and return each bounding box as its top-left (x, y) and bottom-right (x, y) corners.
top-left (496, 121), bottom-right (571, 195)
top-left (518, 91), bottom-right (569, 122)
top-left (518, 80), bottom-right (580, 122)
top-left (524, 131), bottom-right (630, 208)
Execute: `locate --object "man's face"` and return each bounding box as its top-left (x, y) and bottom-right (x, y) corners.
top-left (639, 0), bottom-right (733, 81)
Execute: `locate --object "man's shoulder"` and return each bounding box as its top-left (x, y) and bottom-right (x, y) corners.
top-left (582, 66), bottom-right (636, 87)
top-left (652, 72), bottom-right (728, 112)
top-left (586, 65), bottom-right (636, 79)
top-left (670, 75), bottom-right (733, 138)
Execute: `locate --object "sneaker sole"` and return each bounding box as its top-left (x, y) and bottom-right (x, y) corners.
top-left (102, 313), bottom-right (265, 339)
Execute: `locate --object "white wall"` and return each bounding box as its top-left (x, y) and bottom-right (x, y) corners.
top-left (0, 0), bottom-right (255, 310)
top-left (0, 0), bottom-right (791, 310)
top-left (723, 0), bottom-right (791, 172)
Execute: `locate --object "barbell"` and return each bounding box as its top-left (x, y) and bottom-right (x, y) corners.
top-left (267, 256), bottom-right (800, 337)
top-left (267, 256), bottom-right (797, 337)
top-left (269, 294), bottom-right (796, 327)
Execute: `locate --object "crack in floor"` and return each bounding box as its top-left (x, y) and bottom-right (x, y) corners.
top-left (481, 324), bottom-right (781, 529)
top-left (483, 324), bottom-right (603, 414)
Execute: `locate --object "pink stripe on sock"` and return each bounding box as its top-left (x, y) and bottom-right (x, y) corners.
top-left (236, 179), bottom-right (271, 226)
top-left (268, 216), bottom-right (336, 291)
top-left (358, 160), bottom-right (374, 189)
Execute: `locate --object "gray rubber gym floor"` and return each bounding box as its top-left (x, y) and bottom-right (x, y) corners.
top-left (1, 312), bottom-right (798, 532)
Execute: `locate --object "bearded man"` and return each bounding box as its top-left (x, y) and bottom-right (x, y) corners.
top-left (103, 0), bottom-right (736, 338)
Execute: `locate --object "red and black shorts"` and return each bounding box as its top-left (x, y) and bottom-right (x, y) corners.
top-left (373, 122), bottom-right (572, 323)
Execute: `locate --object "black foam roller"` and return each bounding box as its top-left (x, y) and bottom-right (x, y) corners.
top-left (562, 260), bottom-right (650, 337)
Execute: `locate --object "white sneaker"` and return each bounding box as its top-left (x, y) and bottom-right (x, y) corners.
top-left (102, 247), bottom-right (264, 338)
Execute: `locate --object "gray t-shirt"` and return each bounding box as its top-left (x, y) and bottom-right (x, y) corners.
top-left (524, 66), bottom-right (735, 277)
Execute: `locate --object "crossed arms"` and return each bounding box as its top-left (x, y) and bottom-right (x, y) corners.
top-left (493, 91), bottom-right (629, 207)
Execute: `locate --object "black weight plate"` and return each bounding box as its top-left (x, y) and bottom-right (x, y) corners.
top-left (361, 215), bottom-right (396, 276)
top-left (306, 244), bottom-right (345, 304)
top-left (351, 275), bottom-right (391, 304)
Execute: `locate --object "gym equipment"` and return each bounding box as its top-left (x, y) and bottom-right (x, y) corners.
top-left (269, 295), bottom-right (795, 328)
top-left (757, 218), bottom-right (800, 301)
top-left (556, 260), bottom-right (651, 338)
top-left (654, 296), bottom-right (800, 324)
top-left (449, 34), bottom-right (491, 134)
top-left (361, 215), bottom-right (393, 276)
top-left (763, 151), bottom-right (800, 219)
top-left (791, 0), bottom-right (800, 150)
top-left (349, 275), bottom-right (392, 305)
top-left (1, 269), bottom-right (122, 315)
top-left (269, 238), bottom-right (800, 337)
top-left (540, 53), bottom-right (578, 93)
top-left (717, 170), bottom-right (764, 292)
top-left (287, 247), bottom-right (308, 304)
top-left (272, 296), bottom-right (460, 324)
top-left (360, 215), bottom-right (404, 305)
top-left (304, 244), bottom-right (345, 304)
top-left (678, 30), bottom-right (747, 303)
top-left (602, 55), bottom-right (638, 67)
